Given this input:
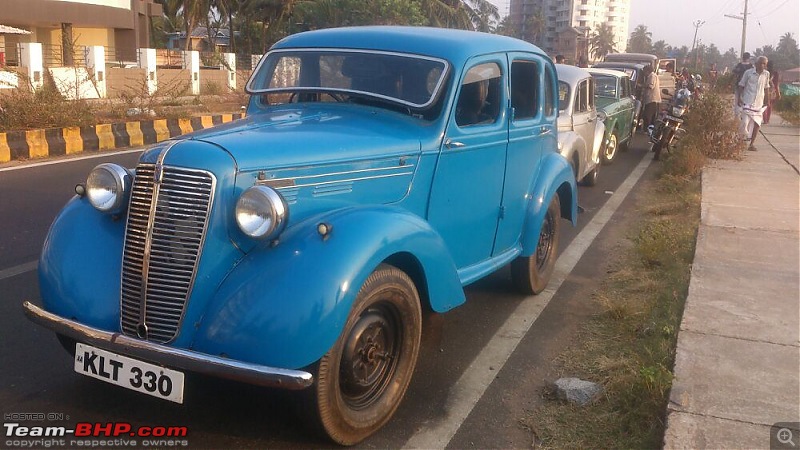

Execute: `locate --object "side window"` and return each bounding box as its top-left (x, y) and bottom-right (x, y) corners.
top-left (544, 66), bottom-right (556, 117)
top-left (588, 78), bottom-right (595, 109)
top-left (576, 80), bottom-right (588, 113)
top-left (456, 62), bottom-right (502, 127)
top-left (511, 60), bottom-right (538, 121)
top-left (621, 78), bottom-right (630, 97)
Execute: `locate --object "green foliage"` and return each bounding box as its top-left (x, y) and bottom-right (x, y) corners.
top-left (293, 0), bottom-right (426, 29)
top-left (775, 94), bottom-right (800, 126)
top-left (590, 23), bottom-right (617, 60)
top-left (627, 24), bottom-right (652, 54)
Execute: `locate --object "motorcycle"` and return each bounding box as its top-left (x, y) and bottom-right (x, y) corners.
top-left (648, 77), bottom-right (696, 160)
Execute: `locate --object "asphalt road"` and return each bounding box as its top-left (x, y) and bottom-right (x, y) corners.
top-left (0, 135), bottom-right (656, 449)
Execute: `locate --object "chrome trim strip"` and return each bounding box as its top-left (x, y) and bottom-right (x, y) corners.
top-left (266, 162), bottom-right (416, 183)
top-left (269, 171), bottom-right (414, 190)
top-left (24, 302), bottom-right (313, 390)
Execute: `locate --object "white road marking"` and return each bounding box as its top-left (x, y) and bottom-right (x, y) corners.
top-left (0, 260), bottom-right (38, 281)
top-left (0, 148), bottom-right (144, 173)
top-left (404, 152), bottom-right (653, 449)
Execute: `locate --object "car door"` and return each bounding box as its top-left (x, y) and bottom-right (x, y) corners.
top-left (619, 76), bottom-right (635, 138)
top-left (427, 57), bottom-right (508, 270)
top-left (572, 78), bottom-right (596, 166)
top-left (493, 54), bottom-right (555, 256)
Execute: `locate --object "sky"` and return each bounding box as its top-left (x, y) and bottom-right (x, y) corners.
top-left (489, 0), bottom-right (800, 55)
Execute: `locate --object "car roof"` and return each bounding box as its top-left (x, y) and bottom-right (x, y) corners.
top-left (555, 63), bottom-right (591, 85)
top-left (592, 61), bottom-right (646, 70)
top-left (604, 53), bottom-right (657, 62)
top-left (587, 67), bottom-right (628, 78)
top-left (271, 26), bottom-right (547, 66)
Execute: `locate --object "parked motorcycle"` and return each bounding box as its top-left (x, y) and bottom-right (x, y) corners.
top-left (648, 83), bottom-right (693, 160)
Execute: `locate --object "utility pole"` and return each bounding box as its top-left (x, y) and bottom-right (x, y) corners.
top-left (690, 20), bottom-right (705, 69)
top-left (725, 0), bottom-right (749, 57)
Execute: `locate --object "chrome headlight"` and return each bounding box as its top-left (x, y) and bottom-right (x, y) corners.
top-left (235, 186), bottom-right (288, 240)
top-left (85, 163), bottom-right (132, 214)
top-left (672, 106), bottom-right (686, 116)
top-left (596, 110), bottom-right (607, 122)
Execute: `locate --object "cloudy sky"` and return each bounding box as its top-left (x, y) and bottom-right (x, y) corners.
top-left (490, 0), bottom-right (800, 54)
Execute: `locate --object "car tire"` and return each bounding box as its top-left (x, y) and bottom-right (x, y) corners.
top-left (602, 132), bottom-right (618, 164)
top-left (511, 195), bottom-right (561, 295)
top-left (301, 264), bottom-right (422, 445)
top-left (580, 164), bottom-right (599, 186)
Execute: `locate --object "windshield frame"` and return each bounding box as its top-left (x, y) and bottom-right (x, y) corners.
top-left (245, 48), bottom-right (451, 109)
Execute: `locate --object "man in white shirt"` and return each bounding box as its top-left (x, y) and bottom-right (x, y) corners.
top-left (736, 56), bottom-right (771, 151)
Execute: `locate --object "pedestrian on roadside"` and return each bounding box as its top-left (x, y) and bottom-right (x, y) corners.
top-left (708, 63), bottom-right (718, 90)
top-left (732, 52), bottom-right (753, 92)
top-left (641, 64), bottom-right (661, 132)
top-left (763, 60), bottom-right (781, 124)
top-left (736, 56), bottom-right (771, 151)
top-left (555, 54), bottom-right (565, 64)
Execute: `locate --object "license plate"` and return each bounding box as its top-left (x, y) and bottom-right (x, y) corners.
top-left (74, 343), bottom-right (184, 404)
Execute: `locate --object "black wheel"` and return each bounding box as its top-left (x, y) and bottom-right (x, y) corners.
top-left (56, 333), bottom-right (76, 357)
top-left (302, 264), bottom-right (422, 445)
top-left (511, 195), bottom-right (561, 295)
top-left (580, 163), bottom-right (599, 186)
top-left (601, 132), bottom-right (618, 164)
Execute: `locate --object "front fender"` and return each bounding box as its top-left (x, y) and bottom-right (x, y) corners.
top-left (193, 206), bottom-right (464, 369)
top-left (558, 130), bottom-right (585, 173)
top-left (520, 152), bottom-right (577, 257)
top-left (592, 120), bottom-right (605, 163)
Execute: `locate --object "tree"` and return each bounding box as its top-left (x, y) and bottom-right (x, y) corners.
top-left (590, 23), bottom-right (616, 61)
top-left (181, 0), bottom-right (211, 50)
top-left (521, 9), bottom-right (545, 43)
top-left (776, 32), bottom-right (800, 66)
top-left (651, 39), bottom-right (668, 58)
top-left (627, 24), bottom-right (652, 53)
top-left (463, 0), bottom-right (500, 33)
top-left (294, 0), bottom-right (426, 29)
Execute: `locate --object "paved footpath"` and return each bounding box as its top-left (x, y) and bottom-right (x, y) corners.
top-left (664, 114), bottom-right (800, 449)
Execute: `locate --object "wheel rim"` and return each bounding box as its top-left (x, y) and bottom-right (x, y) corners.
top-left (536, 207), bottom-right (555, 271)
top-left (340, 302), bottom-right (401, 410)
top-left (605, 134), bottom-right (617, 160)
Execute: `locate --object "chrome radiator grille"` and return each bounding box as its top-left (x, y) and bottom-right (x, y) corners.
top-left (120, 163), bottom-right (215, 343)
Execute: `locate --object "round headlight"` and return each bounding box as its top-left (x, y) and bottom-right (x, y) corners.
top-left (596, 110), bottom-right (607, 122)
top-left (86, 163), bottom-right (131, 214)
top-left (235, 186), bottom-right (288, 240)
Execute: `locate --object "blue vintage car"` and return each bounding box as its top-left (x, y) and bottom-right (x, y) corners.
top-left (24, 26), bottom-right (577, 445)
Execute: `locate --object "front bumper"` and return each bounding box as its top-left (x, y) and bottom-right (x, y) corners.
top-left (23, 301), bottom-right (313, 390)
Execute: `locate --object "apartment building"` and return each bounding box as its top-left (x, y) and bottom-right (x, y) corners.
top-left (0, 0), bottom-right (161, 65)
top-left (509, 0), bottom-right (630, 63)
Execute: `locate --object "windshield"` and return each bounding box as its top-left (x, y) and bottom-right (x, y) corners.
top-left (558, 81), bottom-right (570, 111)
top-left (591, 75), bottom-right (617, 98)
top-left (247, 49), bottom-right (449, 109)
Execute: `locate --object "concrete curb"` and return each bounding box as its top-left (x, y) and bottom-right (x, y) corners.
top-left (0, 113), bottom-right (245, 163)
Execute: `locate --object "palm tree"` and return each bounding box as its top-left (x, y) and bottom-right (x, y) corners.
top-left (627, 24), bottom-right (651, 53)
top-left (462, 0), bottom-right (499, 32)
top-left (652, 40), bottom-right (668, 58)
top-left (181, 0), bottom-right (211, 50)
top-left (522, 9), bottom-right (545, 43)
top-left (590, 23), bottom-right (616, 61)
top-left (418, 0), bottom-right (472, 29)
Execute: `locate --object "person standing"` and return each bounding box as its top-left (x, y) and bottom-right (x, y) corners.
top-left (763, 60), bottom-right (781, 124)
top-left (641, 64), bottom-right (661, 132)
top-left (708, 63), bottom-right (718, 90)
top-left (736, 56), bottom-right (771, 151)
top-left (732, 52), bottom-right (753, 91)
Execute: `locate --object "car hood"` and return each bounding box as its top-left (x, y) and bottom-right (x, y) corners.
top-left (184, 105), bottom-right (423, 170)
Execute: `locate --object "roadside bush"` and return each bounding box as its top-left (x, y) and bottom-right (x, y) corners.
top-left (775, 94), bottom-right (800, 126)
top-left (0, 78), bottom-right (95, 132)
top-left (661, 92), bottom-right (744, 177)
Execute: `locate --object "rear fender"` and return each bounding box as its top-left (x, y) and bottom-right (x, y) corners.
top-left (520, 153), bottom-right (577, 257)
top-left (193, 206), bottom-right (464, 369)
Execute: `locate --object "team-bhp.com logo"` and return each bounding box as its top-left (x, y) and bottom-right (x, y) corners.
top-left (5, 422), bottom-right (187, 437)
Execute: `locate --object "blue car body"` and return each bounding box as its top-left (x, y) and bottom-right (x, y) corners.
top-left (30, 27), bottom-right (577, 386)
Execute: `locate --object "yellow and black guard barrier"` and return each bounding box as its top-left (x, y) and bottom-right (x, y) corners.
top-left (0, 113), bottom-right (245, 164)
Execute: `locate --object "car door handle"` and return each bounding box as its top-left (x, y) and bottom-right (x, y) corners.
top-left (445, 139), bottom-right (465, 149)
top-left (538, 127), bottom-right (552, 136)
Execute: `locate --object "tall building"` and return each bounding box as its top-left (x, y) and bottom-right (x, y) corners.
top-left (508, 0), bottom-right (630, 63)
top-left (0, 0), bottom-right (162, 64)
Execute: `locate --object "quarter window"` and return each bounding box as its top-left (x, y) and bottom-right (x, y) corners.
top-left (544, 66), bottom-right (556, 117)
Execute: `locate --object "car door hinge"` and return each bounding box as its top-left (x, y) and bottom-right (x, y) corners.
top-left (499, 205), bottom-right (505, 219)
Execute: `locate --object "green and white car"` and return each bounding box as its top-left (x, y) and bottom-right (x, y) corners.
top-left (587, 68), bottom-right (637, 164)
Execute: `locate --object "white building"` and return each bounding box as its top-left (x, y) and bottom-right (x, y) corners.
top-left (508, 0), bottom-right (630, 63)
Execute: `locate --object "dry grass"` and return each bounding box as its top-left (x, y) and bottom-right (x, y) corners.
top-left (524, 92), bottom-right (744, 449)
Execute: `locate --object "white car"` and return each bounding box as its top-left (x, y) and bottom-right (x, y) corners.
top-left (556, 64), bottom-right (605, 185)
